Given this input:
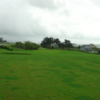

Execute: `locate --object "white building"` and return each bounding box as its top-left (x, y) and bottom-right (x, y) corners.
top-left (51, 43), bottom-right (58, 48)
top-left (72, 43), bottom-right (78, 47)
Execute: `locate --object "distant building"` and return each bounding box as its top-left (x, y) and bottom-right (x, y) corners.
top-left (51, 43), bottom-right (58, 48)
top-left (72, 43), bottom-right (78, 47)
top-left (80, 45), bottom-right (92, 51)
top-left (89, 44), bottom-right (97, 48)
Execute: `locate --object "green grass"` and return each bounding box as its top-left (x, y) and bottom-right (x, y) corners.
top-left (0, 48), bottom-right (100, 100)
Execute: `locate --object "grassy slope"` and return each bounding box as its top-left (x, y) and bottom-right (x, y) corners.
top-left (0, 48), bottom-right (100, 100)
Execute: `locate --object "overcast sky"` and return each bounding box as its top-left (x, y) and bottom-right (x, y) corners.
top-left (0, 0), bottom-right (100, 44)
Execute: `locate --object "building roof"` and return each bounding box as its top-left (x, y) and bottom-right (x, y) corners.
top-left (81, 45), bottom-right (90, 47)
top-left (89, 44), bottom-right (97, 48)
top-left (51, 42), bottom-right (58, 46)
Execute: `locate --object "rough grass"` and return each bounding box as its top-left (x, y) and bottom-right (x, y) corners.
top-left (0, 48), bottom-right (100, 100)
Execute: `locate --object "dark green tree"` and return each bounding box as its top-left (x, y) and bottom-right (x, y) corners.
top-left (64, 39), bottom-right (73, 48)
top-left (41, 37), bottom-right (54, 48)
top-left (59, 39), bottom-right (73, 49)
top-left (59, 43), bottom-right (65, 49)
top-left (54, 38), bottom-right (61, 45)
top-left (41, 37), bottom-right (73, 49)
top-left (78, 45), bottom-right (81, 49)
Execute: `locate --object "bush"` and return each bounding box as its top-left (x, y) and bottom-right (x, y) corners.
top-left (46, 45), bottom-right (51, 49)
top-left (13, 41), bottom-right (40, 50)
top-left (24, 41), bottom-right (40, 50)
top-left (0, 45), bottom-right (13, 51)
top-left (32, 43), bottom-right (40, 50)
top-left (14, 42), bottom-right (24, 49)
top-left (54, 46), bottom-right (59, 49)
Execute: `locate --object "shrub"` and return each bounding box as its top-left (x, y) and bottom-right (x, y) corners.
top-left (46, 45), bottom-right (51, 49)
top-left (13, 41), bottom-right (40, 50)
top-left (54, 46), bottom-right (59, 49)
top-left (24, 41), bottom-right (40, 50)
top-left (32, 43), bottom-right (40, 50)
top-left (14, 42), bottom-right (24, 49)
top-left (0, 45), bottom-right (13, 51)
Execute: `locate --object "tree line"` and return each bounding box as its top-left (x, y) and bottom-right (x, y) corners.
top-left (0, 37), bottom-right (73, 50)
top-left (41, 37), bottom-right (73, 49)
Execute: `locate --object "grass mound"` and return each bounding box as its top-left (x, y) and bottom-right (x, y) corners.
top-left (0, 45), bottom-right (13, 51)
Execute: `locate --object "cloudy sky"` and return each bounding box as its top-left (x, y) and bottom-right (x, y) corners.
top-left (0, 0), bottom-right (100, 44)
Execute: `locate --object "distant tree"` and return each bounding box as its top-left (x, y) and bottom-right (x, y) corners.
top-left (41, 37), bottom-right (54, 48)
top-left (58, 39), bottom-right (73, 49)
top-left (64, 39), bottom-right (73, 48)
top-left (41, 37), bottom-right (73, 49)
top-left (78, 45), bottom-right (81, 49)
top-left (0, 37), bottom-right (7, 43)
top-left (0, 37), bottom-right (3, 42)
top-left (59, 43), bottom-right (65, 49)
top-left (54, 38), bottom-right (61, 45)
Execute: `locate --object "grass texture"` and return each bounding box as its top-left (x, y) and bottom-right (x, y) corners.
top-left (0, 48), bottom-right (100, 100)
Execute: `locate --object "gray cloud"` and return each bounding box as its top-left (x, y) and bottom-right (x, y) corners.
top-left (0, 0), bottom-right (100, 44)
top-left (27, 0), bottom-right (58, 10)
top-left (0, 0), bottom-right (48, 42)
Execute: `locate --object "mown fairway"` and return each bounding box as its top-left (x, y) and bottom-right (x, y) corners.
top-left (0, 48), bottom-right (100, 100)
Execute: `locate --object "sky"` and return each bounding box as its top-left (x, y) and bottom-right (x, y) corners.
top-left (0, 0), bottom-right (100, 44)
